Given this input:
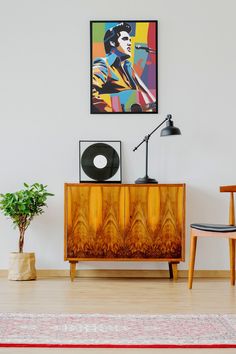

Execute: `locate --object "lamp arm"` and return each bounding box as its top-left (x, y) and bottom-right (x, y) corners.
top-left (133, 116), bottom-right (169, 152)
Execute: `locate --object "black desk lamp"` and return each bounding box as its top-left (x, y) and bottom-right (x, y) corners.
top-left (133, 114), bottom-right (181, 184)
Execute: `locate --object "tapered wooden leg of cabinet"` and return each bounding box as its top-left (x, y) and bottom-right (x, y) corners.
top-left (70, 262), bottom-right (77, 281)
top-left (168, 262), bottom-right (178, 280)
top-left (229, 239), bottom-right (235, 286)
top-left (188, 235), bottom-right (197, 289)
top-left (172, 263), bottom-right (178, 281)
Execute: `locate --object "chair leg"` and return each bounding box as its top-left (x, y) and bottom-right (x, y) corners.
top-left (229, 239), bottom-right (235, 286)
top-left (188, 234), bottom-right (197, 289)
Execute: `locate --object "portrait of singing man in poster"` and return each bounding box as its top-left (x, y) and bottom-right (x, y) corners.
top-left (91, 21), bottom-right (157, 114)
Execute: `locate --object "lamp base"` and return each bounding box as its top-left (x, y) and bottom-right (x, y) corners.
top-left (135, 176), bottom-right (158, 184)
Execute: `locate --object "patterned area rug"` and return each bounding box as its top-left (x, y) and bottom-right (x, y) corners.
top-left (1, 313), bottom-right (236, 348)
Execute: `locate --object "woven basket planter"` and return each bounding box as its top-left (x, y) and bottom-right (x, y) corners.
top-left (8, 252), bottom-right (37, 281)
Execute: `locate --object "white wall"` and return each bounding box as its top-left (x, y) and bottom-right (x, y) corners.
top-left (0, 0), bottom-right (236, 270)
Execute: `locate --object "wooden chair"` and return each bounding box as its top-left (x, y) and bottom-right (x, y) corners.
top-left (188, 185), bottom-right (236, 289)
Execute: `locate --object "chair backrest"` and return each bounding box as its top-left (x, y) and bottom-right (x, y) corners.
top-left (220, 185), bottom-right (236, 225)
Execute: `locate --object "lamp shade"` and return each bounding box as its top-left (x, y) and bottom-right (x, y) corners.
top-left (160, 115), bottom-right (181, 137)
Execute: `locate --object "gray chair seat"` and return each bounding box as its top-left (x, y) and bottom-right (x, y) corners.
top-left (191, 223), bottom-right (236, 233)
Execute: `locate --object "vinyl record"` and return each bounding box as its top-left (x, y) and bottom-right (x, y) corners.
top-left (81, 143), bottom-right (120, 181)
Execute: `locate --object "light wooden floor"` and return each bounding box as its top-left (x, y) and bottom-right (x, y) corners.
top-left (1, 276), bottom-right (236, 353)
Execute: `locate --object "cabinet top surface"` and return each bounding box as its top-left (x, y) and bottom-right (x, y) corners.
top-left (65, 183), bottom-right (186, 187)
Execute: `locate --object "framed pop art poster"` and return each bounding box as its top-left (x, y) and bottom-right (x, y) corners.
top-left (90, 20), bottom-right (157, 114)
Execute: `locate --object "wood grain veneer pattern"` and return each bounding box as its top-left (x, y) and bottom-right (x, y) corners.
top-left (65, 184), bottom-right (185, 261)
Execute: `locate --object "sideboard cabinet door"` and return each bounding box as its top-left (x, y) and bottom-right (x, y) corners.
top-left (124, 185), bottom-right (185, 260)
top-left (65, 184), bottom-right (125, 259)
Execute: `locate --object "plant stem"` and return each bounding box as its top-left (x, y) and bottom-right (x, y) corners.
top-left (19, 229), bottom-right (25, 253)
top-left (18, 216), bottom-right (27, 253)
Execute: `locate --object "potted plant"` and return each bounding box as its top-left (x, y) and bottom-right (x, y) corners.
top-left (0, 183), bottom-right (54, 280)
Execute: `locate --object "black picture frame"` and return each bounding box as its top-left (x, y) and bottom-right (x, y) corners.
top-left (79, 140), bottom-right (122, 183)
top-left (90, 20), bottom-right (158, 114)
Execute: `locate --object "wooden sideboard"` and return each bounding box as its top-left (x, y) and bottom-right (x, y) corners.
top-left (64, 183), bottom-right (186, 281)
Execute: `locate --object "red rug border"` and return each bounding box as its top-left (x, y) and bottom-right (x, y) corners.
top-left (1, 343), bottom-right (236, 348)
